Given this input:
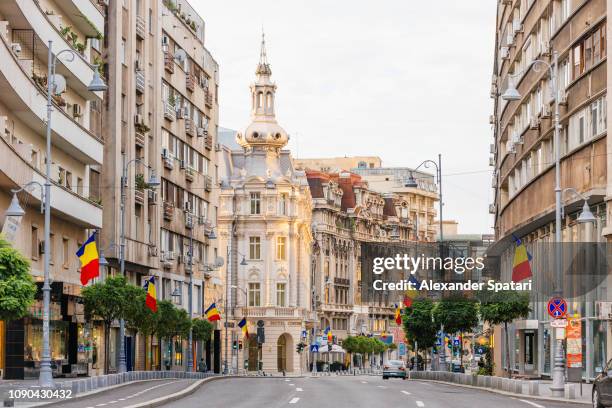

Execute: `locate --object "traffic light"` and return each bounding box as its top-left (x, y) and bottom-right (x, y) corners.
top-left (232, 340), bottom-right (238, 350)
top-left (238, 340), bottom-right (243, 350)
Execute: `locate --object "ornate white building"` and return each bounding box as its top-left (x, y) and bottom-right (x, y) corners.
top-left (217, 35), bottom-right (313, 373)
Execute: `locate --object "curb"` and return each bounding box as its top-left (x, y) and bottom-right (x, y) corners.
top-left (411, 378), bottom-right (591, 405)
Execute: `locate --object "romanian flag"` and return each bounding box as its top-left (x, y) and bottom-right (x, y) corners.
top-left (238, 318), bottom-right (248, 338)
top-left (143, 276), bottom-right (157, 312)
top-left (511, 235), bottom-right (532, 282)
top-left (325, 326), bottom-right (332, 343)
top-left (76, 232), bottom-right (99, 286)
top-left (381, 330), bottom-right (387, 339)
top-left (403, 275), bottom-right (420, 307)
top-left (394, 304), bottom-right (402, 325)
top-left (205, 303), bottom-right (221, 321)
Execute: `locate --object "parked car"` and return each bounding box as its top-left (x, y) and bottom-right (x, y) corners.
top-left (593, 359), bottom-right (612, 407)
top-left (382, 360), bottom-right (406, 380)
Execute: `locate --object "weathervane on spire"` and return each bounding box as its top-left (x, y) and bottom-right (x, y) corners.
top-left (256, 27), bottom-right (272, 76)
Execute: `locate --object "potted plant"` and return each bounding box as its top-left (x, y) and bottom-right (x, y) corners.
top-left (135, 174), bottom-right (149, 190)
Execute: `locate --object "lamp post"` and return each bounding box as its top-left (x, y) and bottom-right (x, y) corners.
top-left (223, 246), bottom-right (247, 374)
top-left (118, 155), bottom-right (160, 373)
top-left (230, 285), bottom-right (248, 374)
top-left (405, 154), bottom-right (444, 370)
top-left (501, 52), bottom-right (566, 396)
top-left (5, 41), bottom-right (107, 387)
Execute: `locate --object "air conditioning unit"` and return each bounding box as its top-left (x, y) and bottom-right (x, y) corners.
top-left (198, 215), bottom-right (206, 225)
top-left (541, 105), bottom-right (552, 118)
top-left (489, 204), bottom-right (496, 214)
top-left (489, 114), bottom-right (495, 124)
top-left (559, 93), bottom-right (568, 106)
top-left (197, 127), bottom-right (207, 137)
top-left (147, 190), bottom-right (158, 204)
top-left (148, 245), bottom-right (158, 257)
top-left (179, 159), bottom-right (186, 170)
top-left (134, 60), bottom-right (142, 71)
top-left (183, 201), bottom-right (192, 212)
top-left (183, 106), bottom-right (190, 117)
top-left (165, 250), bottom-right (176, 260)
top-left (73, 104), bottom-right (82, 118)
top-left (500, 47), bottom-right (509, 59)
top-left (529, 117), bottom-right (540, 130)
top-left (489, 143), bottom-right (496, 154)
top-left (513, 20), bottom-right (523, 33)
top-left (162, 147), bottom-right (170, 159)
top-left (215, 143), bottom-right (221, 152)
top-left (489, 156), bottom-right (495, 167)
top-left (11, 43), bottom-right (21, 55)
top-left (134, 114), bottom-right (143, 125)
top-left (506, 34), bottom-right (514, 46)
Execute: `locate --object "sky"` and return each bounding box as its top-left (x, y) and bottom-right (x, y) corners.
top-left (193, 1), bottom-right (497, 234)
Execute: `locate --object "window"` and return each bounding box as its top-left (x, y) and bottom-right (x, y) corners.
top-left (173, 281), bottom-right (182, 305)
top-left (65, 171), bottom-right (72, 190)
top-left (276, 237), bottom-right (286, 260)
top-left (276, 283), bottom-right (286, 307)
top-left (248, 282), bottom-right (261, 306)
top-left (249, 237), bottom-right (261, 260)
top-left (250, 192), bottom-right (261, 215)
top-left (279, 194), bottom-right (287, 215)
top-left (572, 22), bottom-right (607, 80)
top-left (120, 39), bottom-right (126, 65)
top-left (31, 226), bottom-right (38, 259)
top-left (77, 177), bottom-right (83, 196)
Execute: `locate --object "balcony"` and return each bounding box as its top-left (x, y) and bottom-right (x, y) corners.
top-left (320, 303), bottom-right (353, 313)
top-left (164, 52), bottom-right (174, 73)
top-left (1, 0), bottom-right (102, 99)
top-left (163, 102), bottom-right (176, 121)
top-left (0, 34), bottom-right (102, 165)
top-left (58, 0), bottom-right (104, 38)
top-left (204, 88), bottom-right (213, 107)
top-left (185, 166), bottom-right (195, 182)
top-left (163, 156), bottom-right (174, 170)
top-left (135, 70), bottom-right (145, 93)
top-left (136, 15), bottom-right (146, 39)
top-left (135, 130), bottom-right (145, 147)
top-left (204, 134), bottom-right (213, 150)
top-left (204, 175), bottom-right (212, 192)
top-left (134, 189), bottom-right (145, 205)
top-left (185, 212), bottom-right (194, 229)
top-left (185, 118), bottom-right (195, 137)
top-left (239, 306), bottom-right (314, 320)
top-left (334, 277), bottom-right (350, 286)
top-left (186, 72), bottom-right (195, 92)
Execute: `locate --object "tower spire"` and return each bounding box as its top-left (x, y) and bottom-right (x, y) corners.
top-left (256, 28), bottom-right (272, 76)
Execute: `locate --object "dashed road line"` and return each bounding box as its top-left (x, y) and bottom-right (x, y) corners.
top-left (289, 397), bottom-right (300, 404)
top-left (95, 404), bottom-right (106, 407)
top-left (517, 400), bottom-right (545, 408)
top-left (416, 401), bottom-right (425, 407)
top-left (401, 390), bottom-right (411, 395)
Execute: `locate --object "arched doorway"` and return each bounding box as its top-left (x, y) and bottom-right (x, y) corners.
top-left (248, 337), bottom-right (260, 371)
top-left (277, 333), bottom-right (294, 372)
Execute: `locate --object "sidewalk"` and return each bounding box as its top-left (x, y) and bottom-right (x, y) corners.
top-left (408, 371), bottom-right (592, 405)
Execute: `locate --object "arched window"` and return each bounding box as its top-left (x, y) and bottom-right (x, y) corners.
top-left (266, 92), bottom-right (273, 111)
top-left (257, 92), bottom-right (264, 108)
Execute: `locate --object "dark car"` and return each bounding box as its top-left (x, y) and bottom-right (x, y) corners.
top-left (382, 360), bottom-right (407, 380)
top-left (593, 360), bottom-right (612, 407)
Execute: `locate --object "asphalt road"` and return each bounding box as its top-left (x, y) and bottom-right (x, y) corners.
top-left (21, 378), bottom-right (196, 408)
top-left (161, 376), bottom-right (588, 408)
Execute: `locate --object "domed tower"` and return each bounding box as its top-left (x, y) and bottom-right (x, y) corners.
top-left (236, 32), bottom-right (289, 156)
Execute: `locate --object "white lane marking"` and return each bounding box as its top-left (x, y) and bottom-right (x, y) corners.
top-left (518, 400), bottom-right (545, 408)
top-left (289, 397), bottom-right (300, 404)
top-left (402, 390), bottom-right (411, 395)
top-left (95, 404), bottom-right (106, 407)
top-left (289, 383), bottom-right (295, 386)
top-left (118, 398), bottom-right (126, 401)
top-left (296, 387), bottom-right (303, 392)
top-left (285, 379), bottom-right (290, 382)
top-left (108, 401), bottom-right (118, 404)
top-left (377, 385), bottom-right (387, 388)
top-left (416, 401), bottom-right (425, 407)
top-left (361, 381), bottom-right (368, 384)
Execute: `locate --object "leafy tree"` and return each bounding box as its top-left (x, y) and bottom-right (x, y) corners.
top-left (433, 296), bottom-right (479, 369)
top-left (0, 237), bottom-right (36, 322)
top-left (82, 276), bottom-right (130, 374)
top-left (479, 290), bottom-right (530, 377)
top-left (124, 284), bottom-right (159, 369)
top-left (192, 319), bottom-right (213, 343)
top-left (403, 298), bottom-right (437, 368)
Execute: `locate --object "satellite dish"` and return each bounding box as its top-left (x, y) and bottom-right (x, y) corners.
top-left (215, 256), bottom-right (224, 268)
top-left (52, 74), bottom-right (67, 95)
top-left (174, 49), bottom-right (187, 64)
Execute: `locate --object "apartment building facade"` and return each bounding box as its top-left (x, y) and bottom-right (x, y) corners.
top-left (102, 0), bottom-right (219, 374)
top-left (490, 0), bottom-right (609, 380)
top-left (295, 158), bottom-right (439, 242)
top-left (0, 0), bottom-right (105, 379)
top-left (217, 37), bottom-right (314, 374)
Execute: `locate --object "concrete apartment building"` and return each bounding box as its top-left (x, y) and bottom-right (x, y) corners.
top-left (0, 0), bottom-right (105, 379)
top-left (489, 0), bottom-right (609, 380)
top-left (217, 37), bottom-right (314, 374)
top-left (102, 0), bottom-right (220, 374)
top-left (295, 157), bottom-right (439, 241)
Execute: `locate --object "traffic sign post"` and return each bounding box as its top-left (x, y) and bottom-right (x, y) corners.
top-left (547, 297), bottom-right (567, 319)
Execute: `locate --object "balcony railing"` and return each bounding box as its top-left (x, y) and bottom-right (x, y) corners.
top-left (239, 306), bottom-right (314, 319)
top-left (204, 88), bottom-right (213, 107)
top-left (164, 103), bottom-right (176, 121)
top-left (136, 15), bottom-right (146, 39)
top-left (186, 72), bottom-right (195, 92)
top-left (135, 70), bottom-right (145, 93)
top-left (185, 118), bottom-right (195, 137)
top-left (164, 52), bottom-right (174, 73)
top-left (134, 189), bottom-right (145, 205)
top-left (205, 175), bottom-right (212, 192)
top-left (204, 134), bottom-right (213, 150)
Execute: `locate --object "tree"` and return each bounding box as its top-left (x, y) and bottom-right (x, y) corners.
top-left (82, 276), bottom-right (130, 374)
top-left (156, 301), bottom-right (192, 369)
top-left (0, 237), bottom-right (36, 322)
top-left (124, 285), bottom-right (159, 370)
top-left (402, 298), bottom-right (437, 370)
top-left (192, 319), bottom-right (213, 343)
top-left (479, 290), bottom-right (531, 378)
top-left (433, 296), bottom-right (479, 369)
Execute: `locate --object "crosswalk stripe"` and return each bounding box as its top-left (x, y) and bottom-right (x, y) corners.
top-left (402, 390), bottom-right (411, 395)
top-left (289, 397), bottom-right (300, 404)
top-left (296, 388), bottom-right (303, 392)
top-left (416, 401), bottom-right (425, 407)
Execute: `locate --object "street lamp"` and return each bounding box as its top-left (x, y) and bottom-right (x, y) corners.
top-left (561, 188), bottom-right (596, 224)
top-left (406, 155), bottom-right (446, 371)
top-left (223, 247), bottom-right (248, 374)
top-left (11, 40), bottom-right (108, 388)
top-left (118, 156), bottom-right (159, 373)
top-left (501, 51), bottom-right (565, 397)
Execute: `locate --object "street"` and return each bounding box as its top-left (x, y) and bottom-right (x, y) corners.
top-left (161, 376), bottom-right (588, 408)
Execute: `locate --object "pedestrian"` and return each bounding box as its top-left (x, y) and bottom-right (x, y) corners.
top-left (198, 358), bottom-right (207, 373)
